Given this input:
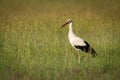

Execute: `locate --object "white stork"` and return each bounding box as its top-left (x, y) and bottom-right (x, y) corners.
top-left (60, 19), bottom-right (97, 62)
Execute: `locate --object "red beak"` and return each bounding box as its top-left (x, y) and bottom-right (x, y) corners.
top-left (60, 22), bottom-right (69, 29)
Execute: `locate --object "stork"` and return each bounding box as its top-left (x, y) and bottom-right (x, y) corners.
top-left (60, 19), bottom-right (97, 62)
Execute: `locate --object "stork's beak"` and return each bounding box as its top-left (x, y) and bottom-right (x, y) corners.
top-left (60, 22), bottom-right (69, 29)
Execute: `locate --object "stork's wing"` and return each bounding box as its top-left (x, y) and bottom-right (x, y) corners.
top-left (70, 37), bottom-right (86, 46)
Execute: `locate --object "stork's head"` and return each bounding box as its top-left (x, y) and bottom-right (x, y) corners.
top-left (60, 19), bottom-right (72, 28)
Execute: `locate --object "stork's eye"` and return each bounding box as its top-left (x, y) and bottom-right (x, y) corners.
top-left (69, 20), bottom-right (72, 23)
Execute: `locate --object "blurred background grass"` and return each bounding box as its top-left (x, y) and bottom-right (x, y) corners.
top-left (0, 0), bottom-right (120, 80)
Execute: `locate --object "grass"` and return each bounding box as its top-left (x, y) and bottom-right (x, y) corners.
top-left (0, 0), bottom-right (120, 80)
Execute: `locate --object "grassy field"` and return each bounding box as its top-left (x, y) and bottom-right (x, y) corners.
top-left (0, 0), bottom-right (120, 80)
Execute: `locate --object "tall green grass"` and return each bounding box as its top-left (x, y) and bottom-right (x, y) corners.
top-left (0, 0), bottom-right (120, 80)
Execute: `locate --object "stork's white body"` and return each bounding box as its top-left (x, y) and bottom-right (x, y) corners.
top-left (68, 22), bottom-right (86, 50)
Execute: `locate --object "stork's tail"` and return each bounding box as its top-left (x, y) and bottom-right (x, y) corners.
top-left (90, 47), bottom-right (97, 57)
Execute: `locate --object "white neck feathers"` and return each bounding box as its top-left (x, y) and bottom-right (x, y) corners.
top-left (68, 23), bottom-right (76, 38)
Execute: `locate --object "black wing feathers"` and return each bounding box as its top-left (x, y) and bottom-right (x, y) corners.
top-left (74, 41), bottom-right (90, 52)
top-left (74, 41), bottom-right (97, 57)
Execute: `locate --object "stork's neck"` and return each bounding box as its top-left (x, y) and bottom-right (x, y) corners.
top-left (68, 22), bottom-right (76, 38)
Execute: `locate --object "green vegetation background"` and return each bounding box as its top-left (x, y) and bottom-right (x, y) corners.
top-left (0, 0), bottom-right (120, 80)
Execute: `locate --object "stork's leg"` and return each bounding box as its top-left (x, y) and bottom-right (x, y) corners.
top-left (84, 53), bottom-right (89, 60)
top-left (78, 51), bottom-right (80, 63)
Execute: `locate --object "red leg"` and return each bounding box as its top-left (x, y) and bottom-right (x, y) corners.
top-left (78, 51), bottom-right (80, 63)
top-left (84, 53), bottom-right (89, 61)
